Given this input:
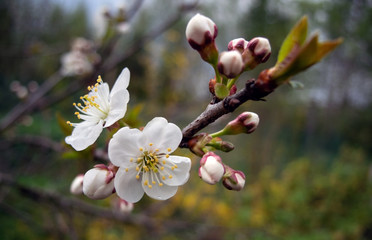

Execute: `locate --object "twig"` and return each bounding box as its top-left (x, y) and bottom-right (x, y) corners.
top-left (0, 172), bottom-right (195, 231)
top-left (0, 72), bottom-right (63, 133)
top-left (180, 78), bottom-right (276, 147)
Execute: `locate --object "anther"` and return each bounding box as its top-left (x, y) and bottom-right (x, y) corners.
top-left (136, 175), bottom-right (140, 180)
top-left (167, 148), bottom-right (171, 152)
top-left (169, 175), bottom-right (173, 179)
top-left (139, 147), bottom-right (143, 151)
top-left (166, 154), bottom-right (169, 158)
top-left (149, 143), bottom-right (153, 146)
top-left (125, 168), bottom-right (128, 172)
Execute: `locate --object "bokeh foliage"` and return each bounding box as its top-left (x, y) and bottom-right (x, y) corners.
top-left (0, 0), bottom-right (371, 239)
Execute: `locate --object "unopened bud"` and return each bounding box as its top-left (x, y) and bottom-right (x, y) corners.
top-left (218, 51), bottom-right (244, 78)
top-left (188, 133), bottom-right (212, 157)
top-left (207, 138), bottom-right (235, 152)
top-left (247, 37), bottom-right (271, 63)
top-left (222, 166), bottom-right (246, 191)
top-left (224, 112), bottom-right (259, 135)
top-left (199, 152), bottom-right (225, 185)
top-left (83, 165), bottom-right (115, 200)
top-left (186, 13), bottom-right (217, 49)
top-left (186, 13), bottom-right (219, 64)
top-left (116, 198), bottom-right (134, 214)
top-left (209, 78), bottom-right (216, 95)
top-left (70, 174), bottom-right (84, 195)
top-left (228, 38), bottom-right (249, 54)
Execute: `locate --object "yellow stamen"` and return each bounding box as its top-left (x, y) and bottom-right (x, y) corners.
top-left (167, 148), bottom-right (171, 152)
top-left (169, 175), bottom-right (173, 179)
top-left (136, 175), bottom-right (140, 180)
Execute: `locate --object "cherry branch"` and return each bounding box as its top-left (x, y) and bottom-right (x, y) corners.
top-left (0, 172), bottom-right (194, 231)
top-left (180, 78), bottom-right (276, 147)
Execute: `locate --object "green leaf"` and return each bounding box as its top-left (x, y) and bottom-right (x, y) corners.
top-left (272, 34), bottom-right (343, 83)
top-left (276, 16), bottom-right (308, 65)
top-left (214, 83), bottom-right (230, 99)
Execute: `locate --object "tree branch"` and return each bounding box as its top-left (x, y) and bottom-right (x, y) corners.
top-left (180, 78), bottom-right (276, 147)
top-left (0, 172), bottom-right (194, 231)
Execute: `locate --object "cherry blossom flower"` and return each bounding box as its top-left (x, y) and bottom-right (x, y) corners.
top-left (108, 117), bottom-right (191, 203)
top-left (65, 68), bottom-right (130, 151)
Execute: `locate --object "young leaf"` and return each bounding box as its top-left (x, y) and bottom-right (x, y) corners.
top-left (276, 16), bottom-right (308, 65)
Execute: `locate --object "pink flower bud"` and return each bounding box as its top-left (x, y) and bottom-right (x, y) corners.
top-left (116, 198), bottom-right (134, 214)
top-left (199, 152), bottom-right (225, 185)
top-left (186, 13), bottom-right (218, 50)
top-left (222, 166), bottom-right (246, 191)
top-left (247, 37), bottom-right (271, 63)
top-left (227, 38), bottom-right (249, 54)
top-left (70, 174), bottom-right (84, 195)
top-left (224, 112), bottom-right (259, 135)
top-left (185, 14), bottom-right (219, 64)
top-left (83, 165), bottom-right (115, 200)
top-left (217, 51), bottom-right (244, 78)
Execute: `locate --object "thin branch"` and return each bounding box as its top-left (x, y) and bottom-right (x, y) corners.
top-left (180, 79), bottom-right (276, 147)
top-left (0, 172), bottom-right (194, 231)
top-left (0, 72), bottom-right (63, 133)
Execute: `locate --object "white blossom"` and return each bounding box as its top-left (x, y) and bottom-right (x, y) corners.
top-left (108, 117), bottom-right (191, 203)
top-left (65, 68), bottom-right (130, 151)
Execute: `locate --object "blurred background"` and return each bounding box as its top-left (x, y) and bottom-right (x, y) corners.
top-left (1, 0), bottom-right (372, 239)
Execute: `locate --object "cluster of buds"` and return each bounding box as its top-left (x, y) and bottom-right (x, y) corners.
top-left (60, 37), bottom-right (101, 76)
top-left (229, 37), bottom-right (271, 70)
top-left (186, 13), bottom-right (271, 99)
top-left (198, 152), bottom-right (246, 191)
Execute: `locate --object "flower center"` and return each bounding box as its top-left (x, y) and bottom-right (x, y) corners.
top-left (126, 144), bottom-right (178, 188)
top-left (66, 76), bottom-right (109, 126)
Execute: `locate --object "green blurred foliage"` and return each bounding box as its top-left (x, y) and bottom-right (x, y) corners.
top-left (0, 0), bottom-right (371, 239)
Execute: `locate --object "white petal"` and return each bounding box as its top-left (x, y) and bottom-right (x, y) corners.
top-left (115, 168), bottom-right (144, 203)
top-left (108, 127), bottom-right (144, 167)
top-left (111, 68), bottom-right (130, 97)
top-left (162, 156), bottom-right (191, 186)
top-left (65, 120), bottom-right (104, 151)
top-left (143, 176), bottom-right (178, 200)
top-left (104, 89), bottom-right (129, 127)
top-left (143, 117), bottom-right (182, 153)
